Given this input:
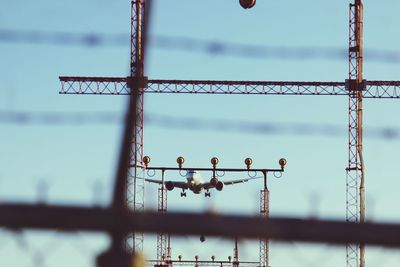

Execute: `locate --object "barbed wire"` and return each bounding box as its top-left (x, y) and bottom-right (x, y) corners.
top-left (0, 110), bottom-right (399, 140)
top-left (1, 29), bottom-right (400, 63)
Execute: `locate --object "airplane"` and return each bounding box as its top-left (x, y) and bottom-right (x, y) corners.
top-left (143, 170), bottom-right (261, 197)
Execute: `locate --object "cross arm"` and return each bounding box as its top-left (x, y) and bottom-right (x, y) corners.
top-left (59, 76), bottom-right (400, 98)
top-left (364, 80), bottom-right (400, 98)
top-left (59, 76), bottom-right (346, 95)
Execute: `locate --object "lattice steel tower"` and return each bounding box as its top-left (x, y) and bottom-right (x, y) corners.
top-left (127, 0), bottom-right (146, 252)
top-left (346, 1), bottom-right (365, 267)
top-left (259, 188), bottom-right (270, 267)
top-left (59, 1), bottom-right (400, 266)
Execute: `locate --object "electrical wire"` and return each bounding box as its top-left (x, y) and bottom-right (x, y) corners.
top-left (1, 29), bottom-right (400, 63)
top-left (0, 110), bottom-right (120, 125)
top-left (0, 110), bottom-right (399, 140)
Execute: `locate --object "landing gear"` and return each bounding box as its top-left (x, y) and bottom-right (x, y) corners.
top-left (180, 191), bottom-right (187, 197)
top-left (205, 191), bottom-right (211, 197)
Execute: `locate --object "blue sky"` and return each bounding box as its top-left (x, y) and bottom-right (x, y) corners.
top-left (1, 0), bottom-right (400, 266)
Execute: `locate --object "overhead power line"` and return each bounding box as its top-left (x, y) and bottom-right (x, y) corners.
top-left (1, 29), bottom-right (400, 63)
top-left (0, 110), bottom-right (399, 140)
top-left (0, 111), bottom-right (120, 125)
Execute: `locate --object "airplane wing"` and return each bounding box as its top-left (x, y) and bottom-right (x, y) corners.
top-left (203, 176), bottom-right (262, 189)
top-left (143, 178), bottom-right (189, 189)
top-left (171, 182), bottom-right (189, 189)
top-left (203, 183), bottom-right (214, 190)
top-left (222, 176), bottom-right (263, 185)
top-left (143, 178), bottom-right (163, 185)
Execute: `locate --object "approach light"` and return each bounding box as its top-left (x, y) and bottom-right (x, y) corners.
top-left (177, 156), bottom-right (185, 168)
top-left (279, 158), bottom-right (287, 169)
top-left (178, 255), bottom-right (182, 262)
top-left (211, 157), bottom-right (219, 168)
top-left (143, 156), bottom-right (151, 167)
top-left (239, 0), bottom-right (256, 9)
top-left (211, 256), bottom-right (215, 262)
top-left (244, 157), bottom-right (253, 169)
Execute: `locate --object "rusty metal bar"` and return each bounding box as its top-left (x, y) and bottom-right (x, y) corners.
top-left (140, 166), bottom-right (284, 173)
top-left (2, 204), bottom-right (400, 247)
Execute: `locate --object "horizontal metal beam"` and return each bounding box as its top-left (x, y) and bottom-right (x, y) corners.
top-left (147, 260), bottom-right (258, 267)
top-left (142, 166), bottom-right (283, 173)
top-left (363, 80), bottom-right (400, 98)
top-left (59, 77), bottom-right (400, 98)
top-left (2, 203), bottom-right (400, 247)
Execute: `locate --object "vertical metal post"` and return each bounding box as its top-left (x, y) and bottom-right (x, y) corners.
top-left (128, 0), bottom-right (146, 252)
top-left (167, 233), bottom-right (171, 262)
top-left (259, 172), bottom-right (269, 267)
top-left (157, 170), bottom-right (168, 264)
top-left (233, 237), bottom-right (239, 267)
top-left (347, 1), bottom-right (364, 267)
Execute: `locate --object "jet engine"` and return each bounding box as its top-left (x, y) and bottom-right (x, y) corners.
top-left (216, 181), bottom-right (224, 191)
top-left (165, 181), bottom-right (174, 191)
top-left (210, 177), bottom-right (218, 186)
top-left (239, 0), bottom-right (256, 9)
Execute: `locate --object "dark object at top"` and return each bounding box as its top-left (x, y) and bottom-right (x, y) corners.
top-left (239, 0), bottom-right (256, 9)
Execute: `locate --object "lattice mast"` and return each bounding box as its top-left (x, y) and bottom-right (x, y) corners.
top-left (129, 0), bottom-right (146, 252)
top-left (347, 1), bottom-right (364, 267)
top-left (157, 171), bottom-right (169, 264)
top-left (259, 188), bottom-right (270, 267)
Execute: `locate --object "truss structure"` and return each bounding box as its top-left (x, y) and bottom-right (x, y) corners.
top-left (157, 186), bottom-right (169, 264)
top-left (147, 260), bottom-right (258, 267)
top-left (60, 77), bottom-right (400, 98)
top-left (58, 1), bottom-right (400, 267)
top-left (259, 189), bottom-right (270, 267)
top-left (347, 1), bottom-right (364, 267)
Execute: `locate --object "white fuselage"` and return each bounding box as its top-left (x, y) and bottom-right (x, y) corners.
top-left (186, 171), bottom-right (204, 194)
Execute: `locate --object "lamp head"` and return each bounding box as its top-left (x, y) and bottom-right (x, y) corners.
top-left (143, 156), bottom-right (150, 167)
top-left (244, 157), bottom-right (253, 169)
top-left (279, 158), bottom-right (287, 169)
top-left (177, 156), bottom-right (185, 168)
top-left (211, 157), bottom-right (219, 168)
